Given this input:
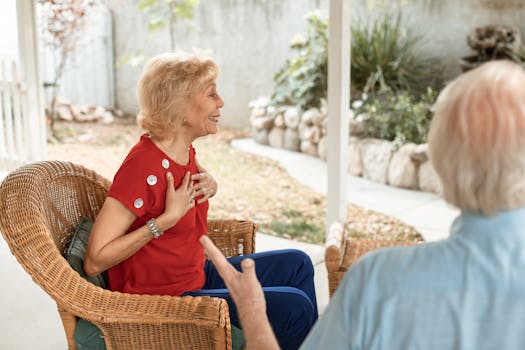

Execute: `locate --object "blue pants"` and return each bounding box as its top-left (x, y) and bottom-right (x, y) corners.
top-left (187, 249), bottom-right (318, 350)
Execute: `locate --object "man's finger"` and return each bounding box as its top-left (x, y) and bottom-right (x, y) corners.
top-left (240, 258), bottom-right (258, 282)
top-left (200, 235), bottom-right (238, 279)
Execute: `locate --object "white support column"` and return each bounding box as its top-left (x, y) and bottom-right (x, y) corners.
top-left (326, 0), bottom-right (350, 236)
top-left (17, 0), bottom-right (46, 161)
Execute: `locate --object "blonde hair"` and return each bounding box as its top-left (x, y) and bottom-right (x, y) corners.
top-left (136, 52), bottom-right (218, 139)
top-left (428, 60), bottom-right (525, 215)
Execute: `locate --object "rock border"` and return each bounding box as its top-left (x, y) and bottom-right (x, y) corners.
top-left (249, 96), bottom-right (442, 194)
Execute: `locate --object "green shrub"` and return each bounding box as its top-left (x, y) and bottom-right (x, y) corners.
top-left (270, 10), bottom-right (442, 110)
top-left (351, 12), bottom-right (441, 95)
top-left (354, 87), bottom-right (438, 146)
top-left (270, 10), bottom-right (442, 146)
top-left (271, 11), bottom-right (328, 110)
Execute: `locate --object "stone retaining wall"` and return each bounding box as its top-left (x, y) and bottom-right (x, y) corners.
top-left (249, 97), bottom-right (442, 194)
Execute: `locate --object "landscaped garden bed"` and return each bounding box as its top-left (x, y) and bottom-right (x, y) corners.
top-left (249, 11), bottom-right (525, 196)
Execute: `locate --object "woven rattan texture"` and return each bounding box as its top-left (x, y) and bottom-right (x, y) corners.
top-left (325, 230), bottom-right (423, 298)
top-left (0, 161), bottom-right (256, 350)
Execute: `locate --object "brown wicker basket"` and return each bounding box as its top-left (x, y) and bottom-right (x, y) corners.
top-left (0, 160), bottom-right (256, 350)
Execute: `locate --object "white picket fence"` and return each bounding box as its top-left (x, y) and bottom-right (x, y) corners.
top-left (0, 60), bottom-right (30, 171)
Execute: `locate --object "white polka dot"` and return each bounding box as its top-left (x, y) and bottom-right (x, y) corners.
top-left (162, 159), bottom-right (170, 169)
top-left (147, 175), bottom-right (157, 186)
top-left (134, 198), bottom-right (144, 209)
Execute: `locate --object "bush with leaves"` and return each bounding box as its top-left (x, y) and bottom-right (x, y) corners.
top-left (353, 88), bottom-right (438, 146)
top-left (270, 11), bottom-right (328, 110)
top-left (351, 12), bottom-right (442, 95)
top-left (270, 10), bottom-right (442, 110)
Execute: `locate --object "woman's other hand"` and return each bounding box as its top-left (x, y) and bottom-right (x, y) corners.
top-left (191, 171), bottom-right (218, 203)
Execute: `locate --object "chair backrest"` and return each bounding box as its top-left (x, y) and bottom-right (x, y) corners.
top-left (0, 160), bottom-right (110, 290)
top-left (207, 219), bottom-right (256, 257)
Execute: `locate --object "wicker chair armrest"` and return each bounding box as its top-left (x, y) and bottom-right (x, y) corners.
top-left (324, 221), bottom-right (345, 273)
top-left (207, 219), bottom-right (256, 257)
top-left (43, 256), bottom-right (227, 323)
top-left (56, 263), bottom-right (231, 350)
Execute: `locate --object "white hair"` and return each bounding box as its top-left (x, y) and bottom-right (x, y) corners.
top-left (428, 60), bottom-right (525, 215)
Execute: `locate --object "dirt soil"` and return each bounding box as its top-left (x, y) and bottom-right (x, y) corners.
top-left (47, 118), bottom-right (421, 245)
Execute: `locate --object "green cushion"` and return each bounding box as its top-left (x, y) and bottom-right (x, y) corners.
top-left (231, 325), bottom-right (246, 350)
top-left (66, 217), bottom-right (106, 350)
top-left (66, 217), bottom-right (107, 288)
top-left (74, 318), bottom-right (106, 350)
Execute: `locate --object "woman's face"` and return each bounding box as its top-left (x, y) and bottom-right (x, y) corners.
top-left (184, 81), bottom-right (224, 138)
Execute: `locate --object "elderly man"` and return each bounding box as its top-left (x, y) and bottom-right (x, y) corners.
top-left (201, 60), bottom-right (525, 349)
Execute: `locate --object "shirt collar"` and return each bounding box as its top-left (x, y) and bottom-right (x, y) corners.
top-left (451, 206), bottom-right (525, 240)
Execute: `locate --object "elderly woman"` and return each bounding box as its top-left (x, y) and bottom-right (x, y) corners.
top-left (84, 52), bottom-right (317, 350)
top-left (202, 60), bottom-right (525, 350)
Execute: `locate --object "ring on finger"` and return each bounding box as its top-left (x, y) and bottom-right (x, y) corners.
top-left (202, 187), bottom-right (207, 195)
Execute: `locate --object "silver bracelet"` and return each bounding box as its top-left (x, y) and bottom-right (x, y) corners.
top-left (146, 218), bottom-right (164, 239)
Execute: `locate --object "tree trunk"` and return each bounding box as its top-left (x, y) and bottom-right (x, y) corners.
top-left (48, 48), bottom-right (68, 137)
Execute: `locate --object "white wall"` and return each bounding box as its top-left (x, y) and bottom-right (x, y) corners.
top-left (112, 0), bottom-right (326, 128)
top-left (112, 0), bottom-right (525, 128)
top-left (351, 0), bottom-right (525, 79)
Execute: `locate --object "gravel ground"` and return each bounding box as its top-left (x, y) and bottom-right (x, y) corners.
top-left (47, 118), bottom-right (422, 245)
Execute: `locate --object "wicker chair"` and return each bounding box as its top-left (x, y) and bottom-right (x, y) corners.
top-left (0, 160), bottom-right (256, 350)
top-left (325, 222), bottom-right (423, 298)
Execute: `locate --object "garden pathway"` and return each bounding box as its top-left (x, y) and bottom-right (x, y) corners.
top-left (232, 138), bottom-right (460, 242)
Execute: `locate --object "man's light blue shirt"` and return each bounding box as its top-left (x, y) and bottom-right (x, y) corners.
top-left (302, 207), bottom-right (525, 349)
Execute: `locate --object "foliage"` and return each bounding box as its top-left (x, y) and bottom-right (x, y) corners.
top-left (38, 0), bottom-right (99, 52)
top-left (353, 87), bottom-right (438, 146)
top-left (509, 48), bottom-right (525, 68)
top-left (270, 11), bottom-right (328, 110)
top-left (270, 10), bottom-right (442, 111)
top-left (38, 0), bottom-right (103, 137)
top-left (351, 12), bottom-right (441, 95)
top-left (269, 10), bottom-right (442, 145)
top-left (117, 0), bottom-right (199, 67)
